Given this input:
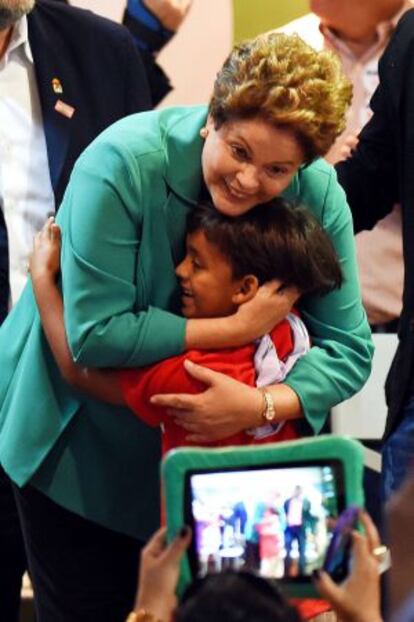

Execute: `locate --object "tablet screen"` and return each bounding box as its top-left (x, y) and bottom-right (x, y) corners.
top-left (185, 460), bottom-right (345, 582)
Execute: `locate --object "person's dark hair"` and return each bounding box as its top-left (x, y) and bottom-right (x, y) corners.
top-left (175, 571), bottom-right (301, 622)
top-left (187, 199), bottom-right (343, 296)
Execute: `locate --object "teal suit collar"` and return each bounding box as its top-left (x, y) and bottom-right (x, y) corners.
top-left (162, 105), bottom-right (208, 204)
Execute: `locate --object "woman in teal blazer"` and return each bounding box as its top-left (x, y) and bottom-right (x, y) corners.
top-left (0, 34), bottom-right (373, 620)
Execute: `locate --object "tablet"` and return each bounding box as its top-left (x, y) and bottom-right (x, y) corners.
top-left (162, 435), bottom-right (364, 596)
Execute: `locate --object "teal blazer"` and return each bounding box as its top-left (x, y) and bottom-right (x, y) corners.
top-left (0, 106), bottom-right (373, 539)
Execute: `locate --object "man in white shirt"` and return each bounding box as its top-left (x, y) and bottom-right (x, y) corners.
top-left (280, 0), bottom-right (413, 327)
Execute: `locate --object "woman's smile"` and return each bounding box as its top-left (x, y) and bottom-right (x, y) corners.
top-left (201, 116), bottom-right (305, 217)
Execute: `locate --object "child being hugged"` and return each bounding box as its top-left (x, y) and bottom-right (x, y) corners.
top-left (29, 198), bottom-right (342, 455)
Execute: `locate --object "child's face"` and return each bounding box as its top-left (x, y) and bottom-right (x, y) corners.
top-left (175, 230), bottom-right (244, 319)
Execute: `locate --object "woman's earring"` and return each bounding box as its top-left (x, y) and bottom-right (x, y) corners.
top-left (199, 127), bottom-right (209, 139)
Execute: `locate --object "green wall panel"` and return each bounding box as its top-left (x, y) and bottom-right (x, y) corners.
top-left (233, 0), bottom-right (308, 42)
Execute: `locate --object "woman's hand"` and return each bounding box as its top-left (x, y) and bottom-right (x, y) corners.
top-left (326, 134), bottom-right (359, 164)
top-left (185, 280), bottom-right (301, 351)
top-left (150, 361), bottom-right (302, 442)
top-left (150, 360), bottom-right (263, 442)
top-left (135, 526), bottom-right (192, 622)
top-left (313, 510), bottom-right (383, 622)
top-left (29, 216), bottom-right (62, 283)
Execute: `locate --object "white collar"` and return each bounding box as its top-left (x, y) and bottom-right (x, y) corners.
top-left (5, 15), bottom-right (33, 64)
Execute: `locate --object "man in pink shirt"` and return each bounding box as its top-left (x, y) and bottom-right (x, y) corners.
top-left (280, 0), bottom-right (413, 327)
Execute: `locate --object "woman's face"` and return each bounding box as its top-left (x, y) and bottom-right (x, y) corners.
top-left (201, 116), bottom-right (305, 217)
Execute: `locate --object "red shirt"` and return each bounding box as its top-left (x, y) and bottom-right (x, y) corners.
top-left (118, 317), bottom-right (299, 455)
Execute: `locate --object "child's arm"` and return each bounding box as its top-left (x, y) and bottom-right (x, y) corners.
top-left (29, 218), bottom-right (124, 405)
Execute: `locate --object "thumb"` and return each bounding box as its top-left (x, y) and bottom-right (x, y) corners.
top-left (313, 569), bottom-right (346, 610)
top-left (51, 223), bottom-right (61, 243)
top-left (183, 359), bottom-right (218, 386)
top-left (161, 527), bottom-right (192, 565)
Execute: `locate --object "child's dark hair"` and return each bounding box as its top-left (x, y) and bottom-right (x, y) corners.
top-left (175, 571), bottom-right (301, 622)
top-left (187, 198), bottom-right (343, 296)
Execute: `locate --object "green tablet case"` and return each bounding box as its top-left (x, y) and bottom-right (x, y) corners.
top-left (162, 435), bottom-right (364, 597)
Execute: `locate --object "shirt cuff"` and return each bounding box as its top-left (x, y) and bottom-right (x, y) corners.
top-left (123, 1), bottom-right (174, 52)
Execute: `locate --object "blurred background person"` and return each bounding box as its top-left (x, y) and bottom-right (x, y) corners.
top-left (336, 9), bottom-right (414, 506)
top-left (280, 0), bottom-right (412, 330)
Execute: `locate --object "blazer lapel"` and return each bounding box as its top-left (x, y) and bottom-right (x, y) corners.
top-left (163, 187), bottom-right (196, 265)
top-left (27, 11), bottom-right (75, 195)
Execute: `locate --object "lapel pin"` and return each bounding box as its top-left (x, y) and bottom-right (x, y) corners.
top-left (54, 99), bottom-right (75, 119)
top-left (52, 77), bottom-right (63, 94)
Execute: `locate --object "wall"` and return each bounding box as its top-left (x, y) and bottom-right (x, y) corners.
top-left (234, 0), bottom-right (309, 41)
top-left (69, 1), bottom-right (309, 106)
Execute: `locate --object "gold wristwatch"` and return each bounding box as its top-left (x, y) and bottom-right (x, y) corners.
top-left (261, 390), bottom-right (276, 422)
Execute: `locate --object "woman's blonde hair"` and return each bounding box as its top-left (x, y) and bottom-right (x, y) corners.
top-left (209, 32), bottom-right (352, 162)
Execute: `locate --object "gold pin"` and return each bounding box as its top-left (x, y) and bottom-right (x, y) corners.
top-left (52, 78), bottom-right (63, 94)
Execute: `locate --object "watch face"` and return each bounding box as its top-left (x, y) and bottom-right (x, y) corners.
top-left (263, 393), bottom-right (275, 421)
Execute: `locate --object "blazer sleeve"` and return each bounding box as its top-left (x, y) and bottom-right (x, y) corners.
top-left (122, 3), bottom-right (172, 106)
top-left (119, 25), bottom-right (153, 114)
top-left (283, 169), bottom-right (374, 433)
top-left (59, 137), bottom-right (186, 368)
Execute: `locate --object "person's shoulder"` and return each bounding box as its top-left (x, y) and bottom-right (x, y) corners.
top-left (385, 8), bottom-right (414, 61)
top-left (78, 110), bottom-right (163, 165)
top-left (396, 6), bottom-right (414, 30)
top-left (298, 158), bottom-right (339, 197)
top-left (374, 7), bottom-right (414, 98)
top-left (76, 106), bottom-right (205, 172)
top-left (158, 105), bottom-right (208, 138)
top-left (30, 0), bottom-right (131, 45)
top-left (295, 159), bottom-right (348, 222)
top-left (99, 105), bottom-right (205, 149)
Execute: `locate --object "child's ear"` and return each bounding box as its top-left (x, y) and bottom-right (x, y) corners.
top-left (232, 275), bottom-right (259, 305)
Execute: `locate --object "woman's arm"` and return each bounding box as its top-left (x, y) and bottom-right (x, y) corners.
top-left (29, 220), bottom-right (124, 405)
top-left (282, 165), bottom-right (373, 433)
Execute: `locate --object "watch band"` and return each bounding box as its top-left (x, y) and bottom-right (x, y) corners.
top-left (261, 390), bottom-right (276, 422)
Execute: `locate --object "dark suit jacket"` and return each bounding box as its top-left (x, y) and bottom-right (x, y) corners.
top-left (0, 0), bottom-right (152, 323)
top-left (284, 496), bottom-right (311, 528)
top-left (336, 9), bottom-right (414, 438)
